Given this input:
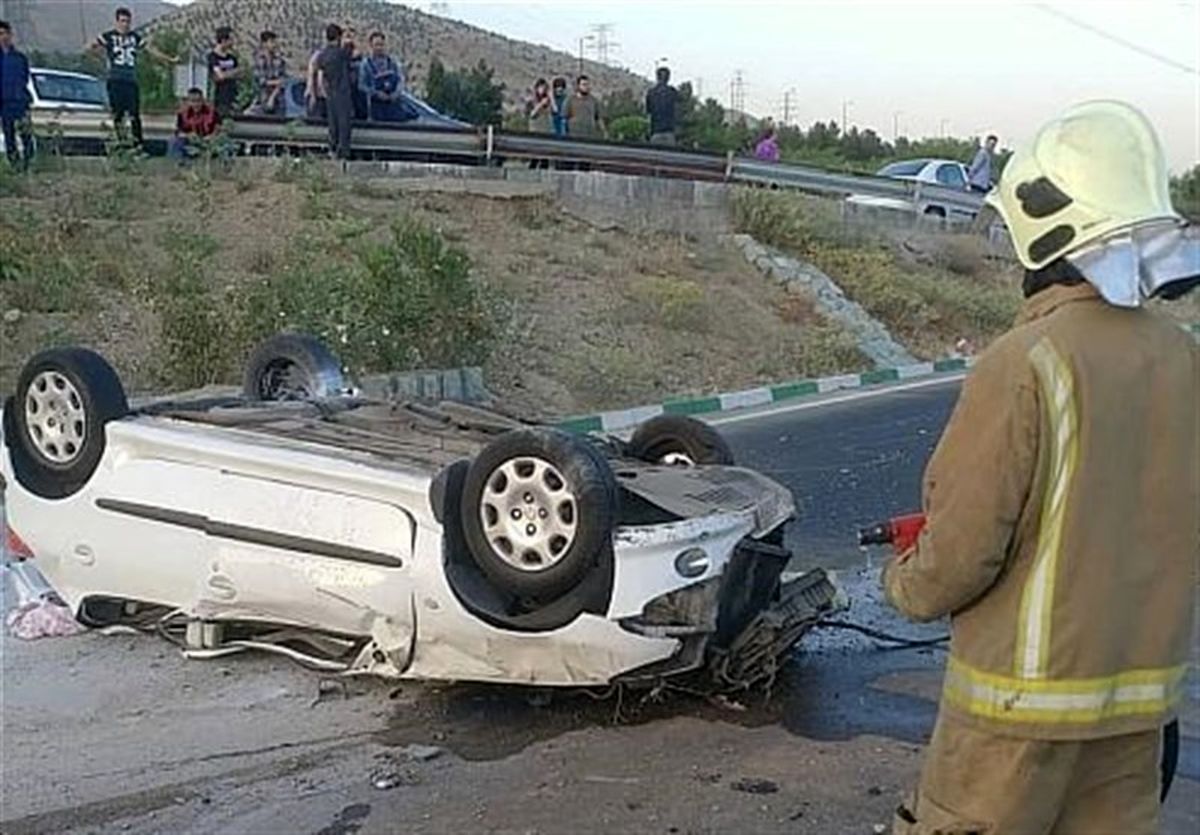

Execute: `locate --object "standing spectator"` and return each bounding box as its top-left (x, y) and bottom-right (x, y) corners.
top-left (525, 78), bottom-right (553, 170)
top-left (754, 125), bottom-right (780, 162)
top-left (527, 78), bottom-right (554, 133)
top-left (315, 23), bottom-right (355, 159)
top-left (168, 87), bottom-right (219, 162)
top-left (564, 74), bottom-right (604, 138)
top-left (207, 26), bottom-right (242, 119)
top-left (91, 6), bottom-right (175, 148)
top-left (306, 45), bottom-right (327, 121)
top-left (360, 31), bottom-right (404, 122)
top-left (0, 19), bottom-right (34, 171)
top-left (253, 30), bottom-right (288, 117)
top-left (968, 134), bottom-right (998, 193)
top-left (645, 65), bottom-right (679, 145)
top-left (346, 27), bottom-right (368, 122)
top-left (550, 77), bottom-right (568, 136)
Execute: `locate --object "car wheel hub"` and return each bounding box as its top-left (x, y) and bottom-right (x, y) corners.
top-left (480, 457), bottom-right (578, 572)
top-left (25, 371), bottom-right (86, 464)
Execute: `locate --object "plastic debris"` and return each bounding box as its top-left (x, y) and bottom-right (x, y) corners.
top-left (6, 599), bottom-right (86, 639)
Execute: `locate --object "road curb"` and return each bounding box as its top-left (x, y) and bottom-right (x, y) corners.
top-left (556, 358), bottom-right (974, 434)
top-left (557, 321), bottom-right (1200, 434)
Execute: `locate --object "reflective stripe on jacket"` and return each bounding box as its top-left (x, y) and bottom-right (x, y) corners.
top-left (885, 283), bottom-right (1198, 740)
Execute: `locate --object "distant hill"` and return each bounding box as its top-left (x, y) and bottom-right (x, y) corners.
top-left (142, 0), bottom-right (650, 105)
top-left (14, 0), bottom-right (174, 54)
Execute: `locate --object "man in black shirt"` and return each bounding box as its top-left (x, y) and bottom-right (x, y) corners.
top-left (91, 6), bottom-right (174, 147)
top-left (645, 66), bottom-right (679, 146)
top-left (316, 23), bottom-right (355, 159)
top-left (207, 26), bottom-right (242, 119)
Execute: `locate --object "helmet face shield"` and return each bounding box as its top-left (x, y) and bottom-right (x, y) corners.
top-left (1066, 221), bottom-right (1200, 307)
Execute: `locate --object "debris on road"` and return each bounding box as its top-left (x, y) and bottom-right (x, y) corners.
top-left (371, 769), bottom-right (421, 791)
top-left (730, 777), bottom-right (780, 795)
top-left (400, 743), bottom-right (444, 763)
top-left (5, 599), bottom-right (85, 640)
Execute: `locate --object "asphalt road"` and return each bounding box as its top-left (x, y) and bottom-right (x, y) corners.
top-left (2, 377), bottom-right (1196, 834)
top-left (715, 378), bottom-right (960, 566)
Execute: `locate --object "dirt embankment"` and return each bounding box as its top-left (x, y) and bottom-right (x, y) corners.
top-left (0, 164), bottom-right (867, 418)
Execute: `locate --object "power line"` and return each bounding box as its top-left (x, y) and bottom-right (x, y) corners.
top-left (1033, 3), bottom-right (1198, 76)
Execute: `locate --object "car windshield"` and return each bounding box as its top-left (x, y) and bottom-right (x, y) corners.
top-left (878, 160), bottom-right (928, 177)
top-left (32, 73), bottom-right (107, 106)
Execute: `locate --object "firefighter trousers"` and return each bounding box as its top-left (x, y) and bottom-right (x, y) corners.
top-left (893, 713), bottom-right (1161, 834)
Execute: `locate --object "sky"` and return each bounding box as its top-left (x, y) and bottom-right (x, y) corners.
top-left (162, 0), bottom-right (1199, 171)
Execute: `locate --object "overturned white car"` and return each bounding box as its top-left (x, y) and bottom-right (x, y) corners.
top-left (1, 336), bottom-right (842, 689)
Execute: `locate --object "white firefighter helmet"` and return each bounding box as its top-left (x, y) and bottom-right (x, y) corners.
top-left (987, 100), bottom-right (1197, 307)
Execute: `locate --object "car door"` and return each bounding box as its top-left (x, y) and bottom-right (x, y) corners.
top-left (199, 469), bottom-right (415, 638)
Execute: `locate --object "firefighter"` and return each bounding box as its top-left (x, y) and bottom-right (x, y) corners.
top-left (884, 100), bottom-right (1199, 834)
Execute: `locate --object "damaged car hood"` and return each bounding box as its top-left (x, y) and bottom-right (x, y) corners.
top-left (614, 464), bottom-right (794, 535)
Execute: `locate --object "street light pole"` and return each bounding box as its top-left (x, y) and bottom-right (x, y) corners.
top-left (892, 110), bottom-right (903, 142)
top-left (841, 99), bottom-right (853, 132)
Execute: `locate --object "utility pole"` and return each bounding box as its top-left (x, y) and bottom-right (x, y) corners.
top-left (589, 23), bottom-right (618, 65)
top-left (576, 33), bottom-right (596, 76)
top-left (841, 99), bottom-right (853, 131)
top-left (940, 118), bottom-right (950, 138)
top-left (892, 110), bottom-right (903, 141)
top-left (729, 70), bottom-right (745, 116)
top-left (782, 88), bottom-right (796, 126)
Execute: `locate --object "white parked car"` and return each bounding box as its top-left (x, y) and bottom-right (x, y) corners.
top-left (1, 336), bottom-right (842, 689)
top-left (847, 157), bottom-right (977, 220)
top-left (27, 67), bottom-right (109, 112)
top-left (0, 67), bottom-right (108, 156)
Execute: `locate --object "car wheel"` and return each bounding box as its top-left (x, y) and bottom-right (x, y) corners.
top-left (628, 415), bottom-right (734, 467)
top-left (243, 333), bottom-right (348, 401)
top-left (461, 428), bottom-right (618, 600)
top-left (5, 348), bottom-right (129, 499)
top-left (923, 206), bottom-right (947, 218)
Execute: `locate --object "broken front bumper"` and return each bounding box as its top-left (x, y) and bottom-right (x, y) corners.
top-left (617, 537), bottom-right (844, 689)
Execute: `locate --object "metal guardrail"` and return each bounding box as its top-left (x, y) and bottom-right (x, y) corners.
top-left (30, 110), bottom-right (986, 215)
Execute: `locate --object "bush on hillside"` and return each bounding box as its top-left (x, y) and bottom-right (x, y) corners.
top-left (425, 58), bottom-right (505, 126)
top-left (240, 218), bottom-right (497, 374)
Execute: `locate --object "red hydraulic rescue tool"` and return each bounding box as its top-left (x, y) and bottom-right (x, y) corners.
top-left (857, 513), bottom-right (927, 556)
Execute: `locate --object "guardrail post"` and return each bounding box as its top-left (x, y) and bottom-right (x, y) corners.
top-left (485, 125), bottom-right (494, 164)
top-left (724, 150), bottom-right (734, 182)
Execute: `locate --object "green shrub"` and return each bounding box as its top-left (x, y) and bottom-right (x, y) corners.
top-left (732, 188), bottom-right (847, 251)
top-left (150, 225), bottom-right (237, 388)
top-left (610, 115), bottom-right (650, 143)
top-left (0, 215), bottom-right (90, 313)
top-left (240, 218), bottom-right (496, 374)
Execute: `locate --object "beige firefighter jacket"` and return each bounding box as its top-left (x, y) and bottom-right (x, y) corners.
top-left (884, 283), bottom-right (1199, 740)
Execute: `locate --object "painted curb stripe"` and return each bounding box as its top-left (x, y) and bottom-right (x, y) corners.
top-left (719, 387), bottom-right (774, 412)
top-left (557, 322), bottom-right (1198, 434)
top-left (663, 396), bottom-right (723, 416)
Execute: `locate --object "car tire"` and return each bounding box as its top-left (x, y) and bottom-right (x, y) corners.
top-left (628, 415), bottom-right (735, 467)
top-left (243, 333), bottom-right (348, 401)
top-left (461, 428), bottom-right (618, 601)
top-left (5, 348), bottom-right (129, 500)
